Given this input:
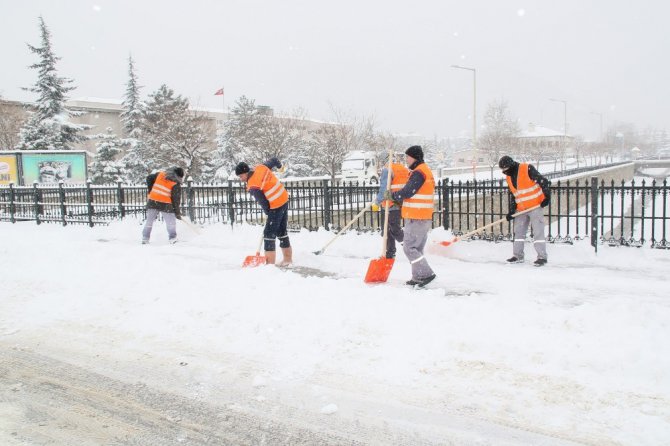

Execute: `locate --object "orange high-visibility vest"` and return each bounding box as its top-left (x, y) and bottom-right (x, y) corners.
top-left (401, 163), bottom-right (435, 220)
top-left (147, 171), bottom-right (176, 204)
top-left (382, 163), bottom-right (410, 208)
top-left (506, 163), bottom-right (545, 211)
top-left (247, 164), bottom-right (289, 209)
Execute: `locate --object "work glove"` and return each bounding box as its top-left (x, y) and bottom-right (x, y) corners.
top-left (371, 202), bottom-right (380, 212)
top-left (506, 212), bottom-right (514, 222)
top-left (277, 164), bottom-right (287, 174)
top-left (540, 197), bottom-right (550, 208)
top-left (383, 190), bottom-right (393, 202)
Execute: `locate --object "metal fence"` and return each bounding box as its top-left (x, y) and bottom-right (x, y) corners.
top-left (442, 177), bottom-right (669, 250)
top-left (1, 176), bottom-right (668, 250)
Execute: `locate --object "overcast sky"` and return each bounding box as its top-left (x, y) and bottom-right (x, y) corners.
top-left (2, 0), bottom-right (669, 141)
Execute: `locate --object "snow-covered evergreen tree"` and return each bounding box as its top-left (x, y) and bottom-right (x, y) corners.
top-left (141, 84), bottom-right (214, 180)
top-left (119, 55), bottom-right (149, 183)
top-left (120, 55), bottom-right (143, 138)
top-left (89, 128), bottom-right (128, 184)
top-left (15, 17), bottom-right (89, 151)
top-left (214, 96), bottom-right (314, 178)
top-left (215, 96), bottom-right (264, 176)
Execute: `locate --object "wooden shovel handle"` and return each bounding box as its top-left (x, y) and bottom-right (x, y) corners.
top-left (457, 205), bottom-right (541, 240)
top-left (380, 149), bottom-right (394, 257)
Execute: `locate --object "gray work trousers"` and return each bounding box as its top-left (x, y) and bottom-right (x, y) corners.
top-left (403, 219), bottom-right (435, 280)
top-left (142, 208), bottom-right (177, 241)
top-left (512, 207), bottom-right (547, 260)
top-left (381, 209), bottom-right (404, 258)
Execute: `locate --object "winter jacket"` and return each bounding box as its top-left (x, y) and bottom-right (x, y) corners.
top-left (146, 168), bottom-right (183, 216)
top-left (504, 162), bottom-right (550, 213)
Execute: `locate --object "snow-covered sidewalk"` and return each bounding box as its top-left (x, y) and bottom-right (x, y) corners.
top-left (1, 220), bottom-right (669, 445)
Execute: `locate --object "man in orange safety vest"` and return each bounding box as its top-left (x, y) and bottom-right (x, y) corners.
top-left (499, 155), bottom-right (551, 266)
top-left (236, 158), bottom-right (291, 266)
top-left (142, 166), bottom-right (185, 244)
top-left (386, 145), bottom-right (437, 288)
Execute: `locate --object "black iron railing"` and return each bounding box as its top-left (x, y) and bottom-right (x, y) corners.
top-left (1, 176), bottom-right (668, 250)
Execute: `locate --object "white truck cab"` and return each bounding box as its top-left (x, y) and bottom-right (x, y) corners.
top-left (340, 151), bottom-right (378, 184)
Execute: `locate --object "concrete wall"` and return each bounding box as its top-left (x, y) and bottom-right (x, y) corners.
top-left (555, 162), bottom-right (635, 184)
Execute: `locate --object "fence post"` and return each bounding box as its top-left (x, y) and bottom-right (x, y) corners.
top-left (590, 176), bottom-right (598, 253)
top-left (227, 181), bottom-right (235, 227)
top-left (442, 178), bottom-right (450, 230)
top-left (33, 181), bottom-right (41, 225)
top-left (322, 179), bottom-right (332, 230)
top-left (59, 181), bottom-right (67, 226)
top-left (9, 182), bottom-right (16, 224)
top-left (117, 180), bottom-right (125, 218)
top-left (186, 179), bottom-right (195, 221)
top-left (86, 180), bottom-right (94, 227)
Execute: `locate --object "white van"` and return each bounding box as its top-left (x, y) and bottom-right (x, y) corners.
top-left (340, 151), bottom-right (378, 184)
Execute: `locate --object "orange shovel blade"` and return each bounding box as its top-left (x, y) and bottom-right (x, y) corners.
top-left (364, 257), bottom-right (395, 283)
top-left (242, 253), bottom-right (267, 267)
top-left (438, 237), bottom-right (460, 247)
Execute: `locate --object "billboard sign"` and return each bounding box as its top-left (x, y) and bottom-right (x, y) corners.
top-left (20, 152), bottom-right (88, 184)
top-left (0, 154), bottom-right (19, 185)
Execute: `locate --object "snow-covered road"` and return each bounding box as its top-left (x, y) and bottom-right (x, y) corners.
top-left (1, 220), bottom-right (668, 445)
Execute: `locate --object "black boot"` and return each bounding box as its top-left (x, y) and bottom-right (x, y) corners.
top-left (416, 274), bottom-right (436, 288)
top-left (506, 256), bottom-right (524, 263)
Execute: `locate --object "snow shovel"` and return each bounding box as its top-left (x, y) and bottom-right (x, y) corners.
top-left (242, 235), bottom-right (266, 267)
top-left (313, 202), bottom-right (372, 255)
top-left (364, 151), bottom-right (395, 283)
top-left (180, 217), bottom-right (201, 235)
top-left (438, 205), bottom-right (541, 247)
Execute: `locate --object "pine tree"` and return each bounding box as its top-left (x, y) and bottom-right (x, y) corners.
top-left (119, 55), bottom-right (149, 183)
top-left (120, 55), bottom-right (143, 138)
top-left (214, 97), bottom-right (314, 178)
top-left (215, 96), bottom-right (264, 176)
top-left (15, 16), bottom-right (89, 151)
top-left (89, 128), bottom-right (128, 184)
top-left (141, 84), bottom-right (214, 180)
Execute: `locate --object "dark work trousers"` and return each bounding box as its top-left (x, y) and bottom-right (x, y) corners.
top-left (264, 202), bottom-right (290, 251)
top-left (381, 209), bottom-right (404, 258)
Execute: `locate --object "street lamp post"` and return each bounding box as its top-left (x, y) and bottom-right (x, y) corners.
top-left (590, 111), bottom-right (603, 142)
top-left (549, 98), bottom-right (567, 136)
top-left (549, 98), bottom-right (568, 168)
top-left (452, 65), bottom-right (477, 153)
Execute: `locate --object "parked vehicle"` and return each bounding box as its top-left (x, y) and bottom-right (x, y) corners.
top-left (340, 151), bottom-right (378, 184)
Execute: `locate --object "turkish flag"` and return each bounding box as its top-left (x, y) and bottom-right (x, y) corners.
top-left (214, 88), bottom-right (224, 96)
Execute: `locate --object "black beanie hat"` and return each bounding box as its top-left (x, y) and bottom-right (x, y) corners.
top-left (235, 162), bottom-right (250, 175)
top-left (405, 145), bottom-right (424, 161)
top-left (173, 167), bottom-right (185, 178)
top-left (498, 155), bottom-right (515, 170)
